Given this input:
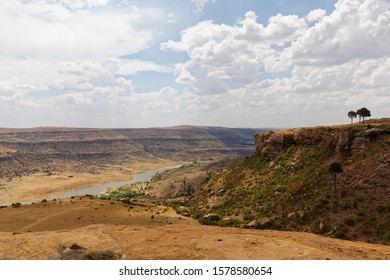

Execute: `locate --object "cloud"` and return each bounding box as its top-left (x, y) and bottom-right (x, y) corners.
top-left (118, 60), bottom-right (173, 75)
top-left (1, 0), bottom-right (389, 128)
top-left (306, 9), bottom-right (327, 22)
top-left (191, 0), bottom-right (215, 14)
top-left (59, 0), bottom-right (109, 10)
top-left (281, 0), bottom-right (390, 66)
top-left (158, 0), bottom-right (390, 126)
top-left (0, 1), bottom-right (153, 60)
top-left (161, 11), bottom-right (307, 95)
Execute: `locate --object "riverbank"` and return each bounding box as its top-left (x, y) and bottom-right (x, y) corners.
top-left (0, 160), bottom-right (180, 206)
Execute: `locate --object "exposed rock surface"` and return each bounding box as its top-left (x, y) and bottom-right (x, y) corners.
top-left (255, 119), bottom-right (390, 159)
top-left (1, 223), bottom-right (389, 260)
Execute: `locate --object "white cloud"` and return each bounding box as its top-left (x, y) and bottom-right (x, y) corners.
top-left (191, 0), bottom-right (215, 14)
top-left (1, 0), bottom-right (389, 128)
top-left (281, 0), bottom-right (390, 66)
top-left (306, 9), bottom-right (327, 22)
top-left (59, 0), bottom-right (109, 10)
top-left (0, 1), bottom-right (171, 105)
top-left (161, 11), bottom-right (306, 95)
top-left (118, 60), bottom-right (173, 75)
top-left (158, 0), bottom-right (390, 126)
top-left (0, 1), bottom-right (153, 60)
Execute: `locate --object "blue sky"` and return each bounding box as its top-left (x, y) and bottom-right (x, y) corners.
top-left (0, 0), bottom-right (389, 128)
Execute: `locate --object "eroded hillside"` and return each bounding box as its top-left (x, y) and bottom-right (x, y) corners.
top-left (178, 119), bottom-right (390, 245)
top-left (0, 126), bottom-right (258, 180)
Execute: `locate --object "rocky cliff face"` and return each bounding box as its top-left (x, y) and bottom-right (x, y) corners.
top-left (184, 118), bottom-right (390, 245)
top-left (255, 119), bottom-right (390, 160)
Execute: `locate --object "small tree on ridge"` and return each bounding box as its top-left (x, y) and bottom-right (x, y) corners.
top-left (356, 107), bottom-right (371, 122)
top-left (329, 162), bottom-right (343, 194)
top-left (348, 111), bottom-right (357, 124)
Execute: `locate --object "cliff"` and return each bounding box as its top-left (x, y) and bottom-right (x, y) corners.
top-left (255, 119), bottom-right (390, 159)
top-left (181, 119), bottom-right (390, 245)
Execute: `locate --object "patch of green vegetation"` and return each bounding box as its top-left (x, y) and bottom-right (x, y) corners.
top-left (343, 217), bottom-right (356, 226)
top-left (100, 189), bottom-right (141, 200)
top-left (383, 231), bottom-right (390, 242)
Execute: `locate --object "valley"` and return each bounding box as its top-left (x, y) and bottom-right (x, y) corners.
top-left (0, 121), bottom-right (389, 259)
top-left (0, 126), bottom-right (257, 205)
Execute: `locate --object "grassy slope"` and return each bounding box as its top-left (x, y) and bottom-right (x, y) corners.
top-left (179, 124), bottom-right (390, 245)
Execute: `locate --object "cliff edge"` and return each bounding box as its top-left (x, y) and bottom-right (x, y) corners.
top-left (183, 118), bottom-right (390, 245)
top-left (255, 118), bottom-right (390, 159)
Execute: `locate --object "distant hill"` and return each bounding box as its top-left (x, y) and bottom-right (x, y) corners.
top-left (0, 126), bottom-right (263, 180)
top-left (179, 118), bottom-right (390, 245)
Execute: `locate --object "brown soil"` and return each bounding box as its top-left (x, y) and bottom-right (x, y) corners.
top-left (0, 198), bottom-right (389, 260)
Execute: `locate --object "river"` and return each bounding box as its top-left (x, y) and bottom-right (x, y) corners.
top-left (12, 164), bottom-right (184, 206)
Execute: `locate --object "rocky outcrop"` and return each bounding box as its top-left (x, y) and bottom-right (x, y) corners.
top-left (255, 119), bottom-right (390, 160)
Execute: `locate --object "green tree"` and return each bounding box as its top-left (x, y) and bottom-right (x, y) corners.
top-left (329, 162), bottom-right (343, 193)
top-left (347, 111), bottom-right (357, 124)
top-left (356, 107), bottom-right (371, 122)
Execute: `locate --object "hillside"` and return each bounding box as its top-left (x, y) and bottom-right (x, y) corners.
top-left (0, 126), bottom-right (259, 205)
top-left (0, 197), bottom-right (389, 260)
top-left (178, 119), bottom-right (390, 245)
top-left (0, 126), bottom-right (259, 180)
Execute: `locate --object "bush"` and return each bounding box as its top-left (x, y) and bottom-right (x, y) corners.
top-left (199, 214), bottom-right (221, 225)
top-left (343, 217), bottom-right (356, 226)
top-left (383, 231), bottom-right (390, 241)
top-left (334, 230), bottom-right (349, 240)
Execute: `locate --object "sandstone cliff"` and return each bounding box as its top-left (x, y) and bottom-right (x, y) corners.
top-left (182, 119), bottom-right (390, 245)
top-left (255, 119), bottom-right (390, 160)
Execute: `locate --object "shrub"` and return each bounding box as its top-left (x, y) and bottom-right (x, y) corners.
top-left (199, 214), bottom-right (221, 225)
top-left (344, 217), bottom-right (356, 226)
top-left (383, 231), bottom-right (390, 241)
top-left (334, 230), bottom-right (349, 240)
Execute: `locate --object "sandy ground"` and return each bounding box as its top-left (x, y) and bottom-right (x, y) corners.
top-left (0, 161), bottom-right (178, 205)
top-left (0, 198), bottom-right (389, 260)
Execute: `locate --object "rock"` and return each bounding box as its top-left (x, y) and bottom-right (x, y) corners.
top-left (275, 186), bottom-right (286, 193)
top-left (287, 212), bottom-right (296, 219)
top-left (247, 220), bottom-right (257, 228)
top-left (255, 217), bottom-right (272, 228)
top-left (203, 214), bottom-right (221, 222)
top-left (274, 165), bottom-right (283, 171)
top-left (351, 137), bottom-right (366, 154)
top-left (255, 122), bottom-right (390, 159)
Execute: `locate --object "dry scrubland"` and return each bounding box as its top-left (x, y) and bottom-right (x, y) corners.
top-left (0, 197), bottom-right (389, 260)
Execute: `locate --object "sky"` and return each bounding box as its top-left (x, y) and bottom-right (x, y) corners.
top-left (0, 0), bottom-right (389, 128)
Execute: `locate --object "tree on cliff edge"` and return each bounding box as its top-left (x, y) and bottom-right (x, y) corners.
top-left (356, 107), bottom-right (371, 122)
top-left (348, 111), bottom-right (357, 124)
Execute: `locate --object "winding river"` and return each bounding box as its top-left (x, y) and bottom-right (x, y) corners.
top-left (18, 164), bottom-right (184, 205)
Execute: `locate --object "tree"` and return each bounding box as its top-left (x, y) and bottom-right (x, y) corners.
top-left (347, 111), bottom-right (357, 124)
top-left (356, 107), bottom-right (371, 122)
top-left (329, 162), bottom-right (343, 193)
